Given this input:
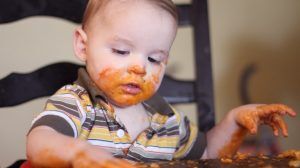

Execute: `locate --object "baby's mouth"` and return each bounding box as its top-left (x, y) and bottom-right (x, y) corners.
top-left (121, 83), bottom-right (142, 95)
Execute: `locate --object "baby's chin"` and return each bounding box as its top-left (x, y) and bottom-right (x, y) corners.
top-left (110, 98), bottom-right (143, 108)
top-left (108, 95), bottom-right (152, 108)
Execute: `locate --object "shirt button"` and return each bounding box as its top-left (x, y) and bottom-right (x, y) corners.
top-left (117, 129), bottom-right (125, 138)
top-left (146, 132), bottom-right (154, 139)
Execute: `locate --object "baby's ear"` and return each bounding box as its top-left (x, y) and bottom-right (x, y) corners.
top-left (73, 26), bottom-right (88, 62)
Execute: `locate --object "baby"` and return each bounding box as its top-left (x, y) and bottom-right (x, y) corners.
top-left (26, 0), bottom-right (296, 167)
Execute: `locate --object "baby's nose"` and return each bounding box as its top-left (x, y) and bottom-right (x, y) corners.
top-left (128, 65), bottom-right (146, 76)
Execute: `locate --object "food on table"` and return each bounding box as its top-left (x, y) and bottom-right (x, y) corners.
top-left (278, 150), bottom-right (300, 160)
top-left (136, 150), bottom-right (300, 168)
top-left (289, 160), bottom-right (300, 168)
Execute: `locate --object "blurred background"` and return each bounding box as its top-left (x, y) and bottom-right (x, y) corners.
top-left (0, 0), bottom-right (299, 167)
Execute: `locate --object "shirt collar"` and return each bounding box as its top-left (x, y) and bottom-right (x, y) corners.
top-left (74, 68), bottom-right (174, 117)
top-left (74, 68), bottom-right (114, 114)
top-left (143, 94), bottom-right (174, 117)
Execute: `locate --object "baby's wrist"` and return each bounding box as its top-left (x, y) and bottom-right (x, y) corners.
top-left (225, 108), bottom-right (239, 123)
top-left (226, 108), bottom-right (248, 132)
top-left (68, 139), bottom-right (87, 164)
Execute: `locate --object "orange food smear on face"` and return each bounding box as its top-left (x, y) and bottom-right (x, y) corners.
top-left (218, 128), bottom-right (248, 158)
top-left (151, 64), bottom-right (163, 84)
top-left (96, 67), bottom-right (161, 107)
top-left (128, 65), bottom-right (146, 76)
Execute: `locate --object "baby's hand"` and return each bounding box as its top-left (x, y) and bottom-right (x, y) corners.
top-left (234, 104), bottom-right (296, 136)
top-left (72, 143), bottom-right (135, 168)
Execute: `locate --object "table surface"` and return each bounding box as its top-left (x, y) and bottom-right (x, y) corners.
top-left (136, 156), bottom-right (298, 168)
top-left (9, 152), bottom-right (300, 168)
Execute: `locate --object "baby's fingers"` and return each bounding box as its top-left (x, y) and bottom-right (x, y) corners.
top-left (265, 121), bottom-right (279, 136)
top-left (276, 104), bottom-right (297, 117)
top-left (258, 104), bottom-right (296, 117)
top-left (238, 115), bottom-right (258, 134)
top-left (272, 114), bottom-right (288, 137)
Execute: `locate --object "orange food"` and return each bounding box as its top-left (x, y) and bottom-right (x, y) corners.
top-left (218, 128), bottom-right (247, 158)
top-left (220, 157), bottom-right (233, 164)
top-left (278, 150), bottom-right (300, 160)
top-left (97, 67), bottom-right (161, 107)
top-left (149, 163), bottom-right (160, 168)
top-left (289, 160), bottom-right (300, 167)
top-left (234, 152), bottom-right (250, 160)
top-left (236, 104), bottom-right (296, 137)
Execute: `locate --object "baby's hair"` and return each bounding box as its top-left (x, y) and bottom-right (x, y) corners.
top-left (82, 0), bottom-right (178, 30)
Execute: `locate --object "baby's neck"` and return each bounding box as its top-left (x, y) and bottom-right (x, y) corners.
top-left (113, 103), bottom-right (146, 117)
top-left (113, 103), bottom-right (150, 142)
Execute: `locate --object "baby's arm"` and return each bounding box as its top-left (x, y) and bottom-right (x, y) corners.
top-left (27, 126), bottom-right (134, 168)
top-left (202, 104), bottom-right (296, 159)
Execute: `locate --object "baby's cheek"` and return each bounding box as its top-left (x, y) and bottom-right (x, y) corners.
top-left (140, 81), bottom-right (156, 98)
top-left (150, 64), bottom-right (165, 90)
top-left (96, 68), bottom-right (125, 100)
top-left (150, 74), bottom-right (162, 91)
top-left (98, 69), bottom-right (118, 90)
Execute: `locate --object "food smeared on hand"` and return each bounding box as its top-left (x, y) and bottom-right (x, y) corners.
top-left (218, 129), bottom-right (248, 158)
top-left (218, 104), bottom-right (296, 159)
top-left (236, 104), bottom-right (296, 136)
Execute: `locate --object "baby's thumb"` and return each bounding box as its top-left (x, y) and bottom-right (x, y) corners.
top-left (238, 117), bottom-right (258, 134)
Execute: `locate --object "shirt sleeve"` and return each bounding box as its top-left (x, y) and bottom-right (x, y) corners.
top-left (173, 110), bottom-right (207, 159)
top-left (29, 85), bottom-right (88, 138)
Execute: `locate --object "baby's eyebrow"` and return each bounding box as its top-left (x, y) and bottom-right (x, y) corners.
top-left (153, 50), bottom-right (169, 57)
top-left (111, 36), bottom-right (134, 47)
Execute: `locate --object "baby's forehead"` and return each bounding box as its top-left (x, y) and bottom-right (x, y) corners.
top-left (95, 0), bottom-right (170, 19)
top-left (85, 0), bottom-right (177, 34)
top-left (90, 1), bottom-right (135, 23)
top-left (100, 0), bottom-right (154, 15)
top-left (83, 0), bottom-right (178, 31)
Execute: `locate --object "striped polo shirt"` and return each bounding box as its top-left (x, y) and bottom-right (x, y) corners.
top-left (30, 68), bottom-right (206, 162)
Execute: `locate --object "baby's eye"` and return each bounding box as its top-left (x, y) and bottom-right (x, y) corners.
top-left (112, 48), bottom-right (130, 55)
top-left (148, 57), bottom-right (161, 64)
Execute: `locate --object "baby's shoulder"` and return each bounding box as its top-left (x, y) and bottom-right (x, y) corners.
top-left (50, 84), bottom-right (93, 108)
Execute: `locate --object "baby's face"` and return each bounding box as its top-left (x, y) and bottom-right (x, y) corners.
top-left (83, 1), bottom-right (177, 107)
